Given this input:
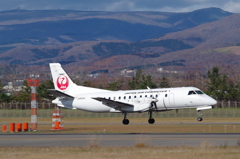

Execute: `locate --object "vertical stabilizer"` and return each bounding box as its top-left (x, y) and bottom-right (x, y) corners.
top-left (49, 63), bottom-right (77, 95)
top-left (49, 63), bottom-right (109, 95)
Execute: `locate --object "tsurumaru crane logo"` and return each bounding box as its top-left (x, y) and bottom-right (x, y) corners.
top-left (56, 75), bottom-right (69, 90)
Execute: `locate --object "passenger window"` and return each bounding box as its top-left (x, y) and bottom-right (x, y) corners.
top-left (124, 96), bottom-right (126, 99)
top-left (129, 96), bottom-right (131, 99)
top-left (140, 95), bottom-right (142, 98)
top-left (165, 94), bottom-right (167, 97)
top-left (119, 96), bottom-right (121, 100)
top-left (145, 95), bottom-right (147, 97)
top-left (156, 94), bottom-right (158, 98)
top-left (134, 96), bottom-right (137, 98)
top-left (150, 95), bottom-right (153, 98)
top-left (188, 91), bottom-right (196, 95)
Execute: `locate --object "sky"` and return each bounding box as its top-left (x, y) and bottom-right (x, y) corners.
top-left (0, 0), bottom-right (240, 13)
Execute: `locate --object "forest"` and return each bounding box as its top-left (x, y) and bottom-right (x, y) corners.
top-left (0, 66), bottom-right (239, 106)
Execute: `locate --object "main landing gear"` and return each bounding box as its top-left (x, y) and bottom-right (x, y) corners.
top-left (122, 112), bottom-right (129, 125)
top-left (197, 110), bottom-right (203, 122)
top-left (148, 101), bottom-right (157, 124)
top-left (122, 112), bottom-right (156, 125)
top-left (148, 111), bottom-right (155, 124)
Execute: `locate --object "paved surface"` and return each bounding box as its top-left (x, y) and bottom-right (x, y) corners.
top-left (0, 133), bottom-right (239, 147)
top-left (2, 122), bottom-right (240, 125)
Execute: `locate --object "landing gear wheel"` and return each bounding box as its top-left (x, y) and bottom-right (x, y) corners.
top-left (148, 118), bottom-right (155, 124)
top-left (197, 110), bottom-right (203, 122)
top-left (148, 111), bottom-right (155, 124)
top-left (122, 119), bottom-right (129, 125)
top-left (197, 117), bottom-right (203, 122)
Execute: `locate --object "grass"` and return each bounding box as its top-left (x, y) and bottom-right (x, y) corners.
top-left (0, 145), bottom-right (240, 159)
top-left (1, 117), bottom-right (240, 133)
top-left (1, 107), bottom-right (240, 118)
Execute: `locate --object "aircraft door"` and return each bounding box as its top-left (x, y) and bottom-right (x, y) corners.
top-left (163, 93), bottom-right (175, 108)
top-left (156, 93), bottom-right (167, 110)
top-left (169, 93), bottom-right (175, 106)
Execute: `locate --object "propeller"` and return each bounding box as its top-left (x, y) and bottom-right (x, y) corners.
top-left (147, 86), bottom-right (158, 110)
top-left (151, 101), bottom-right (157, 110)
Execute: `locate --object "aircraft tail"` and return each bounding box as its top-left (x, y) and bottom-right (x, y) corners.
top-left (49, 63), bottom-right (77, 95)
top-left (49, 63), bottom-right (109, 96)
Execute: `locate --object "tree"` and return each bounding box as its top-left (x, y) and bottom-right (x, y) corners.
top-left (128, 69), bottom-right (142, 89)
top-left (0, 79), bottom-right (4, 90)
top-left (206, 67), bottom-right (240, 101)
top-left (0, 93), bottom-right (12, 102)
top-left (82, 80), bottom-right (95, 87)
top-left (159, 76), bottom-right (170, 88)
top-left (140, 75), bottom-right (157, 89)
top-left (13, 81), bottom-right (31, 102)
top-left (224, 83), bottom-right (240, 100)
top-left (36, 80), bottom-right (54, 101)
top-left (107, 79), bottom-right (123, 91)
top-left (128, 69), bottom-right (157, 90)
top-left (0, 79), bottom-right (13, 102)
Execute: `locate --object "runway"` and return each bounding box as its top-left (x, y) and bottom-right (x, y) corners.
top-left (0, 133), bottom-right (239, 147)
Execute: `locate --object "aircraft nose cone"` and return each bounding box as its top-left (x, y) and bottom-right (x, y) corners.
top-left (209, 98), bottom-right (217, 105)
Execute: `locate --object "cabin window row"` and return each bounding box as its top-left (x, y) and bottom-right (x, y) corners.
top-left (108, 94), bottom-right (158, 100)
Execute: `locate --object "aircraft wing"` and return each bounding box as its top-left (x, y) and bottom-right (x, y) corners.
top-left (48, 89), bottom-right (74, 100)
top-left (92, 97), bottom-right (133, 110)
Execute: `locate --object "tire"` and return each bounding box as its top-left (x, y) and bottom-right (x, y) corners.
top-left (122, 119), bottom-right (129, 125)
top-left (197, 117), bottom-right (203, 122)
top-left (148, 118), bottom-right (155, 124)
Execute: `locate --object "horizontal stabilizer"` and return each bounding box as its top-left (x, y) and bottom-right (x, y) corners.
top-left (48, 89), bottom-right (74, 100)
top-left (92, 97), bottom-right (133, 110)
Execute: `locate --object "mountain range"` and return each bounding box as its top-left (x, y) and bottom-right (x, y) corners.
top-left (0, 7), bottom-right (240, 73)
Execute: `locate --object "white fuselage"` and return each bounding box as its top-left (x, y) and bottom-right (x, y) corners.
top-left (53, 87), bottom-right (217, 113)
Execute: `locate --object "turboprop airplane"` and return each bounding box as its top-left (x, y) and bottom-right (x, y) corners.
top-left (49, 63), bottom-right (217, 125)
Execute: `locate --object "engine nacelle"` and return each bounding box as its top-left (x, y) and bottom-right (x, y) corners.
top-left (125, 98), bottom-right (158, 112)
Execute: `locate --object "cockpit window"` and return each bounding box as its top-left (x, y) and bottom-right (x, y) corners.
top-left (195, 90), bottom-right (204, 94)
top-left (188, 91), bottom-right (196, 95)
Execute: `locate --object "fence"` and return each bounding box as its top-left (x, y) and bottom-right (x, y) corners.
top-left (0, 101), bottom-right (240, 118)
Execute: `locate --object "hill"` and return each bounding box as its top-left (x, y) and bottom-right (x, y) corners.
top-left (0, 7), bottom-right (238, 73)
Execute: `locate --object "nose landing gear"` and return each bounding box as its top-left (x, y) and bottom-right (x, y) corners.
top-left (197, 117), bottom-right (203, 121)
top-left (197, 110), bottom-right (203, 122)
